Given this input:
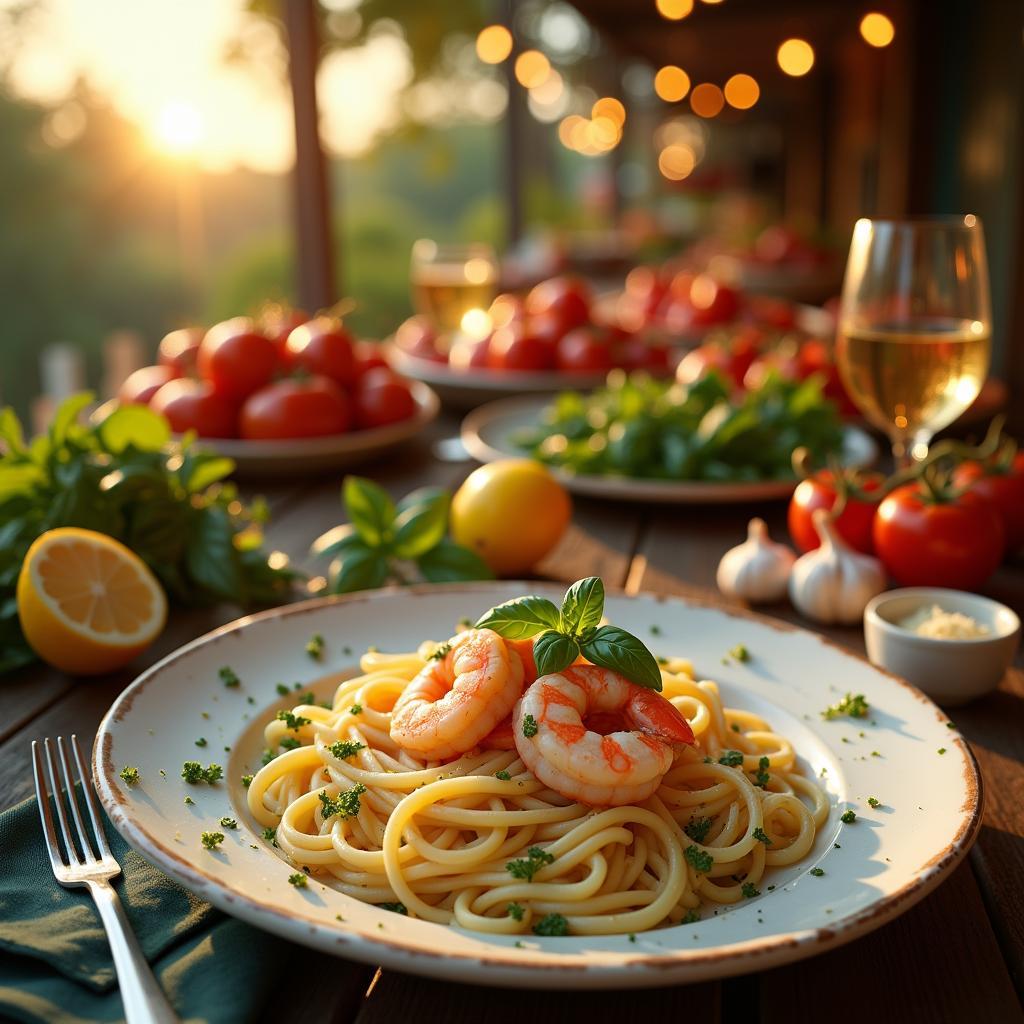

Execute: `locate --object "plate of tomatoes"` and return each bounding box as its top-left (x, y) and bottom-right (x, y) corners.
top-left (387, 275), bottom-right (676, 409)
top-left (111, 312), bottom-right (439, 477)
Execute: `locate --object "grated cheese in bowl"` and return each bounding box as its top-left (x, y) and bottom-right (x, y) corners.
top-left (899, 605), bottom-right (990, 640)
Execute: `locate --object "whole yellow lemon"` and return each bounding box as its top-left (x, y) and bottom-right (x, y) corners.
top-left (450, 460), bottom-right (572, 576)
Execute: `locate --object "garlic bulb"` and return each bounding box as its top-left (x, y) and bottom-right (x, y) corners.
top-left (716, 518), bottom-right (796, 603)
top-left (789, 509), bottom-right (886, 624)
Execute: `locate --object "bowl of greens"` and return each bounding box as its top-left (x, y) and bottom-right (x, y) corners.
top-left (460, 371), bottom-right (876, 505)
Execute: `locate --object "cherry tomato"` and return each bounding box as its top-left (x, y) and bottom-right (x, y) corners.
top-left (260, 306), bottom-right (308, 366)
top-left (240, 377), bottom-right (351, 440)
top-left (488, 325), bottom-right (555, 372)
top-left (524, 276), bottom-right (592, 335)
top-left (873, 484), bottom-right (1005, 590)
top-left (788, 471), bottom-right (883, 554)
top-left (354, 368), bottom-right (418, 429)
top-left (394, 315), bottom-right (445, 362)
top-left (688, 275), bottom-right (741, 327)
top-left (157, 328), bottom-right (204, 374)
top-left (150, 379), bottom-right (238, 438)
top-left (954, 453), bottom-right (1024, 551)
top-left (285, 316), bottom-right (356, 388)
top-left (556, 328), bottom-right (613, 373)
top-left (197, 317), bottom-right (278, 400)
top-left (118, 365), bottom-right (178, 406)
top-left (353, 340), bottom-right (390, 378)
top-left (613, 336), bottom-right (671, 373)
top-left (448, 335), bottom-right (491, 371)
top-left (618, 266), bottom-right (669, 329)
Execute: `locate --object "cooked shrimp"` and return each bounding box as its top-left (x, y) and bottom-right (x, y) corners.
top-left (390, 628), bottom-right (524, 759)
top-left (513, 665), bottom-right (694, 806)
top-left (479, 637), bottom-right (538, 750)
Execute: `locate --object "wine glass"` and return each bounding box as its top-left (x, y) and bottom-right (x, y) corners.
top-left (836, 216), bottom-right (991, 465)
top-left (410, 240), bottom-right (498, 338)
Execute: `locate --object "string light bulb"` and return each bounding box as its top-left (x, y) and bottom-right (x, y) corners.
top-left (859, 12), bottom-right (895, 47)
top-left (654, 65), bottom-right (691, 102)
top-left (655, 0), bottom-right (693, 20)
top-left (475, 25), bottom-right (513, 64)
top-left (777, 38), bottom-right (815, 76)
top-left (690, 82), bottom-right (725, 118)
top-left (723, 73), bottom-right (759, 110)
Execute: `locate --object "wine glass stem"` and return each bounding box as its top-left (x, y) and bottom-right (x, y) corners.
top-left (891, 430), bottom-right (933, 469)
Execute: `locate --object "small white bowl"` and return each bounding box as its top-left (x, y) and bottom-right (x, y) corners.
top-left (864, 588), bottom-right (1020, 706)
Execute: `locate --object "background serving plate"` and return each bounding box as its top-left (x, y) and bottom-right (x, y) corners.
top-left (94, 381), bottom-right (440, 478)
top-left (461, 395), bottom-right (878, 505)
top-left (92, 583), bottom-right (980, 989)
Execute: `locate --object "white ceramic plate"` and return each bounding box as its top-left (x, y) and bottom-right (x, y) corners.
top-left (460, 395), bottom-right (878, 505)
top-left (93, 382), bottom-right (440, 478)
top-left (93, 583), bottom-right (980, 989)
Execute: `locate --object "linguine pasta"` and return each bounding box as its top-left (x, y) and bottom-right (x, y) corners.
top-left (246, 645), bottom-right (829, 936)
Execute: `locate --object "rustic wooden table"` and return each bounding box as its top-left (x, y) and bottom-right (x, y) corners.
top-left (2, 413), bottom-right (1023, 1023)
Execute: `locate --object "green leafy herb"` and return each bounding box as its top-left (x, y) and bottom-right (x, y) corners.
top-left (219, 666), bottom-right (241, 688)
top-left (729, 644), bottom-right (749, 662)
top-left (476, 596), bottom-right (561, 640)
top-left (298, 691), bottom-right (315, 705)
top-left (328, 740), bottom-right (365, 760)
top-left (755, 756), bottom-right (770, 788)
top-left (507, 902), bottom-right (525, 921)
top-left (521, 714), bottom-right (539, 738)
top-left (821, 693), bottom-right (869, 720)
top-left (306, 633), bottom-right (324, 660)
top-left (506, 846), bottom-right (555, 882)
top-left (533, 630), bottom-right (580, 676)
top-left (200, 831), bottom-right (225, 850)
top-left (319, 784), bottom-right (367, 820)
top-left (809, 867), bottom-right (825, 877)
top-left (350, 704), bottom-right (363, 716)
top-left (628, 932), bottom-right (637, 941)
top-left (241, 774), bottom-right (254, 788)
top-left (840, 810), bottom-right (856, 824)
top-left (752, 827), bottom-right (772, 846)
top-left (495, 770), bottom-right (512, 781)
top-left (0, 395), bottom-right (294, 673)
top-left (427, 641), bottom-right (452, 662)
top-left (262, 827), bottom-right (277, 846)
top-left (279, 737), bottom-right (300, 751)
top-left (184, 796), bottom-right (195, 806)
top-left (937, 747), bottom-right (946, 755)
top-left (718, 750), bottom-right (744, 767)
top-left (194, 738), bottom-right (207, 748)
top-left (118, 766), bottom-right (140, 787)
top-left (312, 478), bottom-right (493, 595)
top-left (867, 796), bottom-right (881, 809)
top-left (219, 817), bottom-right (237, 829)
top-left (532, 913), bottom-right (568, 937)
top-left (741, 882), bottom-right (760, 898)
top-left (181, 762), bottom-right (222, 784)
top-left (261, 749), bottom-right (277, 766)
top-left (560, 577), bottom-right (606, 635)
top-left (288, 873), bottom-right (307, 888)
top-left (685, 845), bottom-right (714, 873)
top-left (377, 902), bottom-right (408, 915)
top-left (276, 710), bottom-right (311, 731)
top-left (682, 909), bottom-right (701, 925)
top-left (276, 683), bottom-right (290, 696)
top-left (684, 817), bottom-right (712, 843)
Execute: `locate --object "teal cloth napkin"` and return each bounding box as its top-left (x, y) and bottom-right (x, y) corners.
top-left (0, 792), bottom-right (293, 1024)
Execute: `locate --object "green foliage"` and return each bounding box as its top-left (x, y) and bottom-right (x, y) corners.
top-left (314, 476), bottom-right (492, 594)
top-left (0, 395), bottom-right (294, 673)
top-left (516, 372), bottom-right (846, 483)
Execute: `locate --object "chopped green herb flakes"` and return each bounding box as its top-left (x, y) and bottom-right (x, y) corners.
top-left (118, 766), bottom-right (140, 787)
top-left (522, 714), bottom-right (539, 738)
top-left (506, 846), bottom-right (554, 882)
top-left (200, 831), bottom-right (224, 850)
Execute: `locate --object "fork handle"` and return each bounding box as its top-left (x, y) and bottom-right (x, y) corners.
top-left (88, 880), bottom-right (180, 1024)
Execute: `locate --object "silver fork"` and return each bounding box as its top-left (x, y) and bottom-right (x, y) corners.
top-left (32, 736), bottom-right (179, 1024)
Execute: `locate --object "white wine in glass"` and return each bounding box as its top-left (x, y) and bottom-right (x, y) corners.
top-left (836, 217), bottom-right (991, 464)
top-left (410, 240), bottom-right (498, 336)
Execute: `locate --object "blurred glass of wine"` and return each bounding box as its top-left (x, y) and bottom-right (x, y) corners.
top-left (410, 240), bottom-right (498, 336)
top-left (837, 216), bottom-right (991, 464)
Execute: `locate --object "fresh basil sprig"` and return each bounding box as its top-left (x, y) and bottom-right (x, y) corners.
top-left (476, 577), bottom-right (663, 690)
top-left (313, 477), bottom-right (493, 594)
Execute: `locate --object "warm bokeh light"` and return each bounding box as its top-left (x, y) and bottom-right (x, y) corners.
top-left (859, 12), bottom-right (895, 48)
top-left (530, 69), bottom-right (563, 105)
top-left (514, 50), bottom-right (551, 89)
top-left (690, 83), bottom-right (724, 118)
top-left (590, 116), bottom-right (619, 146)
top-left (724, 73), bottom-right (759, 110)
top-left (592, 96), bottom-right (626, 126)
top-left (656, 0), bottom-right (693, 20)
top-left (654, 65), bottom-right (691, 102)
top-left (777, 38), bottom-right (815, 76)
top-left (658, 143), bottom-right (696, 181)
top-left (152, 100), bottom-right (203, 154)
top-left (559, 114), bottom-right (585, 148)
top-left (476, 24), bottom-right (513, 64)
top-left (460, 308), bottom-right (492, 338)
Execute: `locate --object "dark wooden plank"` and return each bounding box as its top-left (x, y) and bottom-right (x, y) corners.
top-left (355, 971), bottom-right (720, 1024)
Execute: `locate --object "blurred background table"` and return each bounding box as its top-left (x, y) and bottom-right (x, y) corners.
top-left (1, 411), bottom-right (1022, 1023)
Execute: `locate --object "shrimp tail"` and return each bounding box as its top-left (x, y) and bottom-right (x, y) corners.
top-left (626, 687), bottom-right (695, 746)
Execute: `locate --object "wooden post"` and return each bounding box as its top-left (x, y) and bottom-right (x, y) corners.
top-left (284, 0), bottom-right (336, 311)
top-left (501, 0), bottom-right (524, 249)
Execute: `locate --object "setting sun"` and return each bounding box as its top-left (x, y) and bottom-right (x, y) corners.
top-left (152, 101), bottom-right (204, 154)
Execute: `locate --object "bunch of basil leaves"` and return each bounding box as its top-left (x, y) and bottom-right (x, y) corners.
top-left (312, 476), bottom-right (493, 593)
top-left (476, 577), bottom-right (662, 690)
top-left (0, 394), bottom-right (294, 673)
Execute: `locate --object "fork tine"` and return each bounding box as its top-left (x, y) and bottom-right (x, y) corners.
top-left (70, 734), bottom-right (114, 861)
top-left (32, 740), bottom-right (67, 875)
top-left (44, 738), bottom-right (83, 865)
top-left (56, 736), bottom-right (97, 862)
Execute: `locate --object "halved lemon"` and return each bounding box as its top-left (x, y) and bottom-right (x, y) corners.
top-left (17, 527), bottom-right (168, 675)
